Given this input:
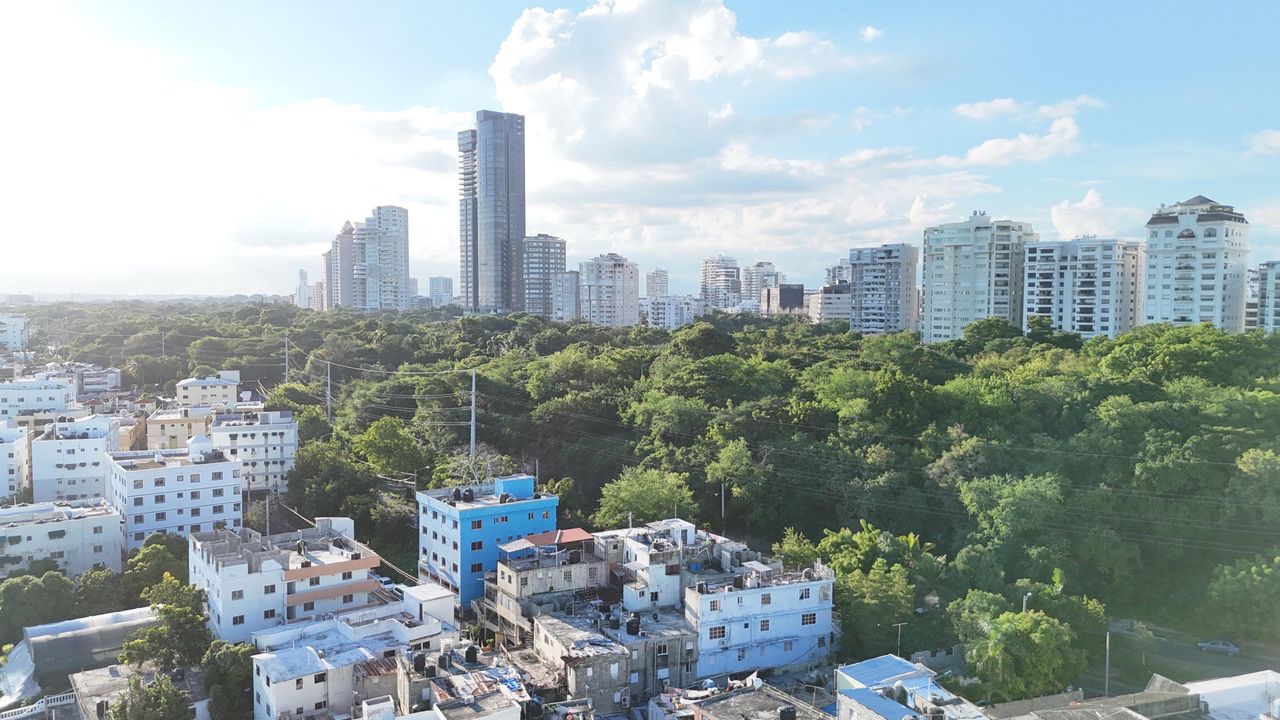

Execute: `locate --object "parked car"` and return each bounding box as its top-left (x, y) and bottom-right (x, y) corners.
top-left (1198, 640), bottom-right (1241, 656)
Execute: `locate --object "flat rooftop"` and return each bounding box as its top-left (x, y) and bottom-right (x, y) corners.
top-left (430, 668), bottom-right (529, 720)
top-left (149, 406), bottom-right (214, 421)
top-left (191, 522), bottom-right (378, 574)
top-left (0, 499), bottom-right (119, 524)
top-left (107, 448), bottom-right (232, 470)
top-left (419, 477), bottom-right (555, 510)
top-left (70, 663), bottom-right (209, 708)
top-left (211, 410), bottom-right (294, 427)
top-left (534, 613), bottom-right (628, 659)
top-left (694, 685), bottom-right (829, 720)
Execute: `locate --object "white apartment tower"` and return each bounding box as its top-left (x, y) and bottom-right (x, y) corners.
top-left (428, 276), bottom-right (454, 307)
top-left (643, 295), bottom-right (707, 329)
top-left (0, 377), bottom-right (76, 423)
top-left (1024, 237), bottom-right (1143, 338)
top-left (0, 500), bottom-right (124, 578)
top-left (295, 270), bottom-right (310, 309)
top-left (645, 269), bottom-right (670, 299)
top-left (580, 254), bottom-right (640, 327)
top-left (551, 271), bottom-right (581, 322)
top-left (922, 212), bottom-right (1038, 343)
top-left (741, 262), bottom-right (785, 309)
top-left (353, 206), bottom-right (411, 311)
top-left (700, 256), bottom-right (741, 310)
top-left (847, 244), bottom-right (920, 334)
top-left (209, 410), bottom-right (298, 494)
top-left (325, 222), bottom-right (357, 310)
top-left (31, 415), bottom-right (120, 503)
top-left (1, 426), bottom-right (29, 500)
top-left (1143, 196), bottom-right (1250, 331)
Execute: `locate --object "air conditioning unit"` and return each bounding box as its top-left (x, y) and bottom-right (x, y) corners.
top-left (619, 696), bottom-right (631, 708)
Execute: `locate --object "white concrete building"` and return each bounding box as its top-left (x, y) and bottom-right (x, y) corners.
top-left (922, 212), bottom-right (1038, 343)
top-left (808, 285), bottom-right (854, 324)
top-left (741, 262), bottom-right (784, 311)
top-left (1144, 196), bottom-right (1250, 331)
top-left (250, 590), bottom-right (459, 720)
top-left (0, 314), bottom-right (28, 351)
top-left (1024, 237), bottom-right (1143, 338)
top-left (107, 435), bottom-right (242, 551)
top-left (643, 295), bottom-right (707, 329)
top-left (325, 221), bottom-right (358, 310)
top-left (209, 410), bottom-right (297, 493)
top-left (176, 372), bottom-right (239, 409)
top-left (0, 499), bottom-right (124, 578)
top-left (847, 244), bottom-right (919, 334)
top-left (0, 377), bottom-right (76, 423)
top-left (580, 254), bottom-right (640, 327)
top-left (190, 518), bottom-right (383, 643)
top-left (1245, 267), bottom-right (1260, 331)
top-left (31, 415), bottom-right (119, 502)
top-left (700, 256), bottom-right (741, 310)
top-left (646, 269), bottom-right (670, 299)
top-left (428, 276), bottom-right (454, 308)
top-left (295, 270), bottom-right (311, 309)
top-left (352, 206), bottom-right (413, 311)
top-left (308, 281), bottom-right (326, 312)
top-left (550, 271), bottom-right (580, 322)
top-left (1, 425), bottom-right (28, 499)
top-left (147, 405), bottom-right (215, 450)
top-left (521, 234), bottom-right (566, 319)
top-left (1258, 262), bottom-right (1280, 333)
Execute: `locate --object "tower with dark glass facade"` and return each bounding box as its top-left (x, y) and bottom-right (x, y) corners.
top-left (458, 110), bottom-right (526, 313)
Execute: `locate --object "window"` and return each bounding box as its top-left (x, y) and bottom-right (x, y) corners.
top-left (191, 508), bottom-right (201, 517)
top-left (761, 593), bottom-right (771, 606)
top-left (737, 648), bottom-right (747, 661)
top-left (213, 488), bottom-right (224, 497)
top-left (471, 563), bottom-right (484, 573)
top-left (155, 512), bottom-right (166, 521)
top-left (315, 702), bottom-right (328, 711)
top-left (133, 498), bottom-right (143, 507)
top-left (801, 612), bottom-right (817, 626)
top-left (232, 615), bottom-right (244, 626)
top-left (342, 594), bottom-right (354, 604)
top-left (309, 577), bottom-right (320, 587)
top-left (520, 576), bottom-right (529, 587)
top-left (213, 505), bottom-right (224, 514)
top-left (799, 588), bottom-right (811, 600)
top-left (784, 640), bottom-right (794, 652)
top-left (295, 678), bottom-right (304, 690)
top-left (709, 599), bottom-right (720, 611)
top-left (264, 584), bottom-right (276, 594)
top-left (93, 544), bottom-right (103, 553)
top-left (264, 609), bottom-right (276, 619)
top-left (471, 519), bottom-right (483, 530)
top-left (154, 494), bottom-right (165, 504)
top-left (542, 511), bottom-right (550, 520)
top-left (709, 626), bottom-right (726, 640)
top-left (231, 590), bottom-right (243, 601)
top-left (760, 619), bottom-right (770, 632)
top-left (303, 602), bottom-right (315, 611)
top-left (342, 571), bottom-right (352, 580)
top-left (471, 540), bottom-right (483, 551)
top-left (563, 570), bottom-right (572, 582)
top-left (212, 471), bottom-right (223, 480)
top-left (132, 479), bottom-right (143, 489)
top-left (153, 477), bottom-right (165, 487)
top-left (190, 491), bottom-right (200, 499)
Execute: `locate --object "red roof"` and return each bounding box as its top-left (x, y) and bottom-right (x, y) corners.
top-left (524, 528), bottom-right (593, 546)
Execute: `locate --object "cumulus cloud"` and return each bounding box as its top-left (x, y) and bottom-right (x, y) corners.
top-left (906, 194), bottom-right (957, 228)
top-left (1248, 130), bottom-right (1280, 156)
top-left (953, 117), bottom-right (1083, 166)
top-left (1037, 94), bottom-right (1105, 118)
top-left (1049, 189), bottom-right (1145, 239)
top-left (953, 98), bottom-right (1029, 120)
top-left (861, 26), bottom-right (884, 42)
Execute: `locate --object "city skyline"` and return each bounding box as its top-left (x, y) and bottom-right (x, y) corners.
top-left (3, 1), bottom-right (1280, 296)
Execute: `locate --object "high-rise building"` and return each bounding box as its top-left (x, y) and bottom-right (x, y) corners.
top-left (922, 211), bottom-right (1037, 343)
top-left (826, 262), bottom-right (853, 287)
top-left (642, 295), bottom-right (706, 329)
top-left (428, 276), bottom-right (454, 307)
top-left (1258, 263), bottom-right (1280, 333)
top-left (761, 284), bottom-right (807, 317)
top-left (294, 270), bottom-right (309, 309)
top-left (459, 111), bottom-right (526, 313)
top-left (521, 234), bottom-right (566, 319)
top-left (351, 205), bottom-right (410, 311)
top-left (551, 271), bottom-right (580, 322)
top-left (308, 281), bottom-right (325, 311)
top-left (700, 255), bottom-right (741, 310)
top-left (1245, 267), bottom-right (1260, 331)
top-left (741, 262), bottom-right (785, 310)
top-left (580, 253), bottom-right (640, 327)
top-left (645, 269), bottom-right (669, 299)
top-left (324, 221), bottom-right (356, 309)
top-left (1023, 238), bottom-right (1143, 338)
top-left (1143, 196), bottom-right (1250, 332)
top-left (808, 284), bottom-right (854, 324)
top-left (847, 244), bottom-right (920, 334)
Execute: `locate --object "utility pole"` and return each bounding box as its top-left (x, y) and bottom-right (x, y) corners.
top-left (721, 481), bottom-right (726, 536)
top-left (326, 361), bottom-right (333, 424)
top-left (160, 332), bottom-right (165, 357)
top-left (469, 368), bottom-right (477, 457)
top-left (1104, 631), bottom-right (1111, 696)
top-left (284, 337), bottom-right (290, 383)
top-left (893, 622), bottom-right (908, 657)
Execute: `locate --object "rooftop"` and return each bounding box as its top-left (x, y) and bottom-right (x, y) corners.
top-left (418, 475), bottom-right (554, 510)
top-left (693, 685), bottom-right (830, 720)
top-left (192, 519), bottom-right (378, 574)
top-left (107, 446), bottom-right (232, 470)
top-left (533, 613), bottom-right (629, 660)
top-left (149, 406), bottom-right (215, 421)
top-left (177, 376), bottom-right (237, 387)
top-left (840, 688), bottom-right (922, 720)
top-left (1183, 671), bottom-right (1280, 720)
top-left (211, 410), bottom-right (294, 427)
top-left (0, 499), bottom-right (119, 525)
top-left (837, 655), bottom-right (985, 720)
top-left (430, 668), bottom-right (529, 720)
top-left (70, 663), bottom-right (209, 711)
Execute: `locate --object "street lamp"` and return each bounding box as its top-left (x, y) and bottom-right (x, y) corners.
top-left (1022, 592), bottom-right (1033, 613)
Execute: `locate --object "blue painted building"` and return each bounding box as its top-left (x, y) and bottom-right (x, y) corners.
top-left (416, 474), bottom-right (558, 607)
top-left (835, 655), bottom-right (985, 720)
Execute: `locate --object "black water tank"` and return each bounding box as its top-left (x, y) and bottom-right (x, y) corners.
top-left (438, 653), bottom-right (450, 670)
top-left (414, 653), bottom-right (427, 672)
top-left (425, 665), bottom-right (437, 678)
top-left (462, 488), bottom-right (474, 502)
top-left (609, 615), bottom-right (621, 630)
top-left (778, 707), bottom-right (797, 720)
top-left (453, 488), bottom-right (462, 501)
top-left (465, 645), bottom-right (479, 664)
top-left (626, 613), bottom-right (641, 635)
top-left (733, 575), bottom-right (744, 589)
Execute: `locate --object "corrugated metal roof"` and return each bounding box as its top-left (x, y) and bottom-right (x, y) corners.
top-left (837, 654), bottom-right (918, 687)
top-left (840, 689), bottom-right (921, 720)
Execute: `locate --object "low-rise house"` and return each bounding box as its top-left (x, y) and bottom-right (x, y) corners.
top-left (209, 409), bottom-right (297, 493)
top-left (531, 613), bottom-right (632, 714)
top-left (146, 405), bottom-right (214, 450)
top-left (0, 499), bottom-right (123, 578)
top-left (30, 414), bottom-right (119, 502)
top-left (690, 683), bottom-right (829, 720)
top-left (835, 655), bottom-right (985, 720)
top-left (70, 663), bottom-right (211, 720)
top-left (176, 371), bottom-right (240, 409)
top-left (107, 435), bottom-right (242, 550)
top-left (190, 518), bottom-right (383, 643)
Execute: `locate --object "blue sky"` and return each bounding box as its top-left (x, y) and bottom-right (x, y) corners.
top-left (2, 0), bottom-right (1278, 295)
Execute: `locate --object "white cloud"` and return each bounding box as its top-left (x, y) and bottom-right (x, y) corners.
top-left (1049, 189), bottom-right (1145, 239)
top-left (906, 194), bottom-right (957, 228)
top-left (1248, 129), bottom-right (1280, 156)
top-left (954, 117), bottom-right (1083, 166)
top-left (953, 97), bottom-right (1029, 120)
top-left (861, 26), bottom-right (884, 42)
top-left (709, 102), bottom-right (735, 122)
top-left (1037, 94), bottom-right (1105, 118)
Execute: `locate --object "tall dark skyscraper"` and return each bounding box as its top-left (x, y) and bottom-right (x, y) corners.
top-left (458, 110), bottom-right (525, 313)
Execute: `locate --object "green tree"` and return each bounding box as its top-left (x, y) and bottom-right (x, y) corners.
top-left (772, 527), bottom-right (818, 571)
top-left (354, 416), bottom-right (429, 477)
top-left (120, 574), bottom-right (212, 673)
top-left (142, 532), bottom-right (189, 574)
top-left (122, 545), bottom-right (185, 603)
top-left (201, 641), bottom-right (255, 720)
top-left (108, 674), bottom-right (189, 720)
top-left (947, 588), bottom-right (1013, 643)
top-left (593, 468), bottom-right (699, 528)
top-left (966, 611), bottom-right (1086, 702)
top-left (0, 571), bottom-right (78, 644)
top-left (706, 439), bottom-right (776, 532)
top-left (77, 567), bottom-right (127, 616)
top-left (1205, 555), bottom-right (1280, 641)
top-left (835, 559), bottom-right (914, 657)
